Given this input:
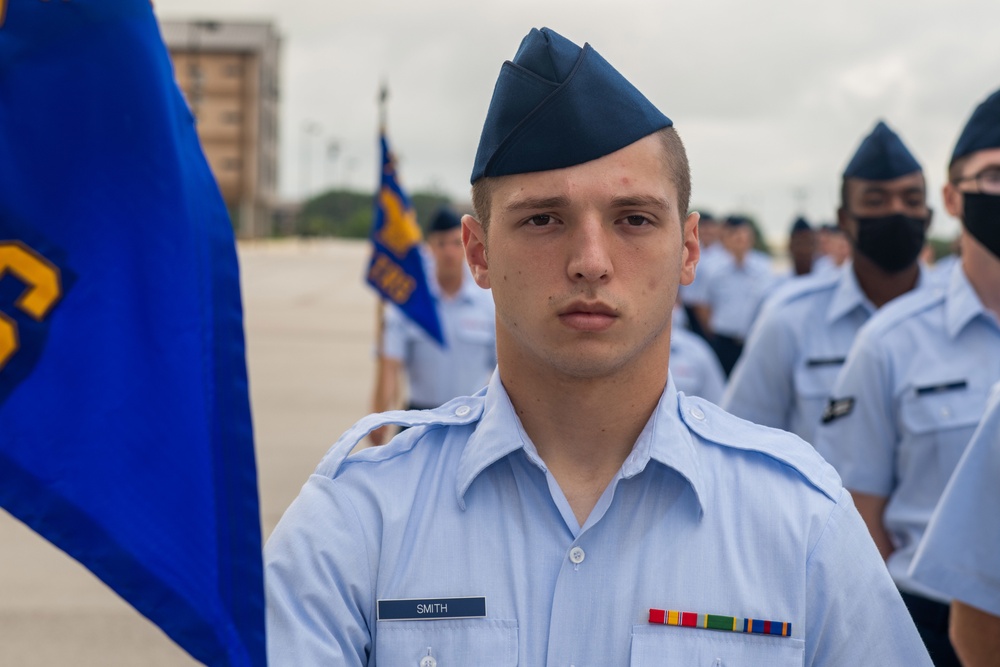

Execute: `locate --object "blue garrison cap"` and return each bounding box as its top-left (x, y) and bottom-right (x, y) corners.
top-left (951, 87), bottom-right (1000, 165)
top-left (426, 206), bottom-right (461, 234)
top-left (725, 215), bottom-right (750, 227)
top-left (471, 27), bottom-right (672, 183)
top-left (790, 216), bottom-right (812, 233)
top-left (842, 120), bottom-right (922, 180)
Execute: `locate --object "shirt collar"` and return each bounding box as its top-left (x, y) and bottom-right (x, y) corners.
top-left (625, 373), bottom-right (707, 516)
top-left (826, 261), bottom-right (933, 323)
top-left (945, 262), bottom-right (991, 339)
top-left (456, 371), bottom-right (706, 515)
top-left (826, 261), bottom-right (876, 323)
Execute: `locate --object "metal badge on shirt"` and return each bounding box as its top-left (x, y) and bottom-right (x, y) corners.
top-left (821, 397), bottom-right (855, 424)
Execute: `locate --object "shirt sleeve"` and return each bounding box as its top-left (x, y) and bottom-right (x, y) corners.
top-left (265, 475), bottom-right (375, 667)
top-left (381, 304), bottom-right (409, 362)
top-left (813, 327), bottom-right (897, 497)
top-left (805, 490), bottom-right (932, 666)
top-left (722, 304), bottom-right (798, 430)
top-left (909, 387), bottom-right (1000, 616)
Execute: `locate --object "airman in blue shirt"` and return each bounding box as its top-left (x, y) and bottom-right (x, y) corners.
top-left (266, 27), bottom-right (931, 666)
top-left (815, 87), bottom-right (1000, 666)
top-left (689, 215), bottom-right (778, 375)
top-left (910, 381), bottom-right (1000, 667)
top-left (723, 120), bottom-right (931, 443)
top-left (370, 207), bottom-right (496, 445)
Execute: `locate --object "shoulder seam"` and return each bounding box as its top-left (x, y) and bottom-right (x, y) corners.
top-left (681, 395), bottom-right (842, 502)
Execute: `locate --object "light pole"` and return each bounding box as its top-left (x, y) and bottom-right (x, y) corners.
top-left (299, 121), bottom-right (321, 201)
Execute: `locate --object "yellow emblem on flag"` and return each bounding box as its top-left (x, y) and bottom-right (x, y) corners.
top-left (377, 187), bottom-right (422, 259)
top-left (0, 242), bottom-right (63, 370)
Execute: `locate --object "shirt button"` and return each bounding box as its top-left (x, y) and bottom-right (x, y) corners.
top-left (455, 405), bottom-right (471, 417)
top-left (690, 406), bottom-right (706, 420)
top-left (940, 406), bottom-right (951, 418)
top-left (419, 657), bottom-right (437, 667)
top-left (569, 546), bottom-right (585, 564)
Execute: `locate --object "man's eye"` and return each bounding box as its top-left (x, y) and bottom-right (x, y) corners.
top-left (527, 215), bottom-right (552, 226)
top-left (981, 167), bottom-right (1000, 184)
top-left (622, 215), bottom-right (649, 226)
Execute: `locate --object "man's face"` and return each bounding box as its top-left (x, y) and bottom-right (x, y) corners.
top-left (463, 134), bottom-right (699, 381)
top-left (944, 147), bottom-right (1000, 219)
top-left (699, 221), bottom-right (720, 247)
top-left (426, 227), bottom-right (465, 281)
top-left (839, 172), bottom-right (928, 240)
top-left (722, 225), bottom-right (754, 258)
top-left (789, 229), bottom-right (817, 270)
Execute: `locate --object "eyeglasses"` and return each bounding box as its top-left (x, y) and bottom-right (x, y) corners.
top-left (953, 166), bottom-right (1000, 195)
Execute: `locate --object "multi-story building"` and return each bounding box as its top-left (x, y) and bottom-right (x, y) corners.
top-left (160, 19), bottom-right (280, 238)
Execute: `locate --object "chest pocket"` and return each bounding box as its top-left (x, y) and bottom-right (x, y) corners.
top-left (899, 381), bottom-right (986, 477)
top-left (630, 625), bottom-right (804, 666)
top-left (375, 619), bottom-right (518, 667)
top-left (793, 358), bottom-right (843, 399)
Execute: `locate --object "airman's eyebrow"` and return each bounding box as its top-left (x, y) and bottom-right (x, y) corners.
top-left (609, 195), bottom-right (671, 210)
top-left (502, 195), bottom-right (571, 212)
top-left (502, 194), bottom-right (671, 212)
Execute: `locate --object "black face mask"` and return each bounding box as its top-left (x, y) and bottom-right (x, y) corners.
top-left (963, 192), bottom-right (1000, 261)
top-left (851, 213), bottom-right (928, 273)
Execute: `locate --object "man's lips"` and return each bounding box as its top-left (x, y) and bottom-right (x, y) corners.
top-left (557, 302), bottom-right (619, 332)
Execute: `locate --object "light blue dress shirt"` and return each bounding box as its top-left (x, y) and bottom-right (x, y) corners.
top-left (723, 263), bottom-right (927, 444)
top-left (700, 250), bottom-right (778, 339)
top-left (670, 326), bottom-right (726, 403)
top-left (815, 263), bottom-right (1000, 601)
top-left (909, 381), bottom-right (1000, 617)
top-left (383, 272), bottom-right (496, 408)
top-left (266, 372), bottom-right (931, 666)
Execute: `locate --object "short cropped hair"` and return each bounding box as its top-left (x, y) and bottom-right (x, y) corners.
top-left (471, 126), bottom-right (691, 232)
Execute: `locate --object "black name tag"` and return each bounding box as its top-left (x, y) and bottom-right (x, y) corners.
top-left (806, 357), bottom-right (846, 368)
top-left (377, 597), bottom-right (487, 621)
top-left (915, 381), bottom-right (968, 396)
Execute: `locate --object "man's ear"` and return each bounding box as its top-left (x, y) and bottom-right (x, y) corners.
top-left (680, 211), bottom-right (701, 287)
top-left (943, 182), bottom-right (964, 220)
top-left (462, 214), bottom-right (490, 289)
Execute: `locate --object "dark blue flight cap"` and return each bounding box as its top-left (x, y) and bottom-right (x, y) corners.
top-left (842, 120), bottom-right (922, 180)
top-left (426, 206), bottom-right (462, 234)
top-left (951, 87), bottom-right (1000, 165)
top-left (471, 27), bottom-right (672, 183)
top-left (790, 216), bottom-right (812, 233)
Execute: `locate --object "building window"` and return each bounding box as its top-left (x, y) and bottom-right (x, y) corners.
top-left (223, 158), bottom-right (242, 171)
top-left (223, 111), bottom-right (242, 125)
top-left (225, 63), bottom-right (243, 78)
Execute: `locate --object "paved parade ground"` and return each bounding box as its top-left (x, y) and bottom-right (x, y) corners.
top-left (0, 239), bottom-right (378, 665)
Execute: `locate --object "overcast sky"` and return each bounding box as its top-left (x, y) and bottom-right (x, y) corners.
top-left (155, 0), bottom-right (999, 243)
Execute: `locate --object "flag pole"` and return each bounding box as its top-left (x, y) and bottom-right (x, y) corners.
top-left (370, 81), bottom-right (389, 444)
top-left (374, 81), bottom-right (389, 359)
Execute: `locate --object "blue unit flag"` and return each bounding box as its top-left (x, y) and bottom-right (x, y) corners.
top-left (366, 133), bottom-right (445, 345)
top-left (0, 2), bottom-right (265, 666)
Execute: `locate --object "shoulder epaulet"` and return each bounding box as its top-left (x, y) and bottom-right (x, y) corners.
top-left (315, 395), bottom-right (486, 478)
top-left (679, 394), bottom-right (842, 501)
top-left (856, 284), bottom-right (947, 339)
